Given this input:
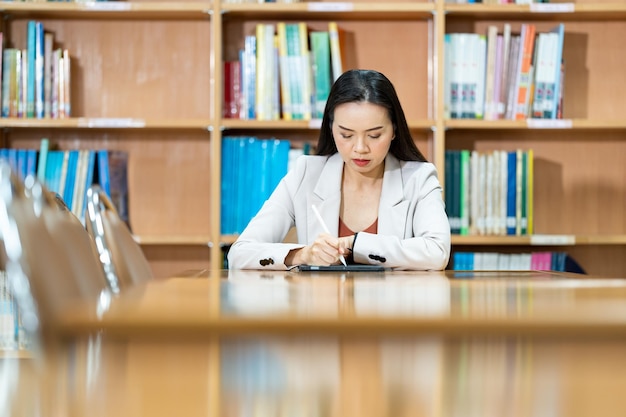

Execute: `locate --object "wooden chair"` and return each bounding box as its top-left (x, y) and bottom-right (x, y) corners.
top-left (85, 184), bottom-right (153, 293)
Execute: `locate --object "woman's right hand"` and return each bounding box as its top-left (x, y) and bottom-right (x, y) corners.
top-left (288, 233), bottom-right (348, 266)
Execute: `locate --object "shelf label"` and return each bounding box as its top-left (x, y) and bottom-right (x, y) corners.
top-left (530, 235), bottom-right (576, 246)
top-left (530, 3), bottom-right (574, 13)
top-left (78, 118), bottom-right (146, 128)
top-left (308, 119), bottom-right (322, 129)
top-left (84, 2), bottom-right (132, 11)
top-left (526, 119), bottom-right (573, 129)
top-left (307, 3), bottom-right (353, 12)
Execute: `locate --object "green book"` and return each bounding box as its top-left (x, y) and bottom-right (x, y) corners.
top-left (309, 31), bottom-right (332, 119)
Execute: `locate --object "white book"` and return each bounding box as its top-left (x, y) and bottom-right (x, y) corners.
top-left (484, 26), bottom-right (499, 120)
top-left (498, 24), bottom-right (512, 119)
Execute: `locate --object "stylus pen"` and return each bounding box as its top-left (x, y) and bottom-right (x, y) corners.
top-left (311, 204), bottom-right (347, 267)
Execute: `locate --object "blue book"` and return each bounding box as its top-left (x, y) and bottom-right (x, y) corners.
top-left (268, 139), bottom-right (290, 195)
top-left (0, 149), bottom-right (8, 166)
top-left (80, 150), bottom-right (97, 222)
top-left (97, 149), bottom-right (111, 197)
top-left (44, 150), bottom-right (64, 194)
top-left (241, 36), bottom-right (256, 119)
top-left (220, 137), bottom-right (235, 235)
top-left (63, 150), bottom-right (80, 210)
top-left (256, 139), bottom-right (271, 216)
top-left (26, 21), bottom-right (37, 118)
top-left (234, 137), bottom-right (249, 234)
top-left (35, 22), bottom-right (45, 119)
top-left (36, 138), bottom-right (49, 181)
top-left (506, 151), bottom-right (517, 235)
top-left (6, 149), bottom-right (18, 173)
top-left (16, 149), bottom-right (27, 179)
top-left (25, 149), bottom-right (38, 178)
top-left (240, 137), bottom-right (259, 232)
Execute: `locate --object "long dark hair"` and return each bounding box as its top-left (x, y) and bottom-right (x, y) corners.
top-left (316, 69), bottom-right (427, 162)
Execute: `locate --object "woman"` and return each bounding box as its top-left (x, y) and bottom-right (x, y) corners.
top-left (228, 69), bottom-right (450, 270)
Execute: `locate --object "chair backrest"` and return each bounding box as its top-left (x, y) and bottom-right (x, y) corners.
top-left (32, 182), bottom-right (110, 298)
top-left (0, 162), bottom-right (109, 339)
top-left (85, 184), bottom-right (153, 292)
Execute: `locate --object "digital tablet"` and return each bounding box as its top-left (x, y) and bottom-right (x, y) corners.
top-left (297, 264), bottom-right (388, 272)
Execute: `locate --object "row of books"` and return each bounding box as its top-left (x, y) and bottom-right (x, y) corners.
top-left (445, 22), bottom-right (564, 120)
top-left (0, 139), bottom-right (129, 226)
top-left (452, 251), bottom-right (585, 273)
top-left (445, 149), bottom-right (533, 236)
top-left (223, 21), bottom-right (344, 121)
top-left (1, 22), bottom-right (72, 119)
top-left (221, 136), bottom-right (309, 235)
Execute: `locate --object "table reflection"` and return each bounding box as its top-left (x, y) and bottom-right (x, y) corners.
top-left (219, 335), bottom-right (626, 417)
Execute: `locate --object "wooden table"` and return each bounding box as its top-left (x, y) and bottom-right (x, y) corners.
top-left (6, 270), bottom-right (626, 417)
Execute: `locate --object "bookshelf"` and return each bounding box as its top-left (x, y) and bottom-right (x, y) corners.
top-left (0, 1), bottom-right (624, 278)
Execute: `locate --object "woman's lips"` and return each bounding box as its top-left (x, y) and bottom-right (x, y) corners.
top-left (353, 159), bottom-right (370, 167)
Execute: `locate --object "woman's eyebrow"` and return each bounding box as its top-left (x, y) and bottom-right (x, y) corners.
top-left (338, 124), bottom-right (384, 132)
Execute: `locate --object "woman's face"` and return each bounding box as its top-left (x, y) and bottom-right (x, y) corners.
top-left (332, 101), bottom-right (394, 178)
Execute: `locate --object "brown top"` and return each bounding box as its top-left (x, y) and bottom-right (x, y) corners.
top-left (338, 217), bottom-right (378, 237)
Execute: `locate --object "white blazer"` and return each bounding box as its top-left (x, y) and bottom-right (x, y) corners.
top-left (227, 153), bottom-right (451, 270)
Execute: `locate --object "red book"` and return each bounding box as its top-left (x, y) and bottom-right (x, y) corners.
top-left (223, 61), bottom-right (241, 119)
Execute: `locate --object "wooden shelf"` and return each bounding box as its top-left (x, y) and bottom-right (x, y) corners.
top-left (446, 119), bottom-right (626, 130)
top-left (221, 118), bottom-right (435, 131)
top-left (0, 118), bottom-right (213, 130)
top-left (452, 235), bottom-right (626, 246)
top-left (222, 2), bottom-right (435, 21)
top-left (445, 3), bottom-right (626, 21)
top-left (0, 1), bottom-right (213, 20)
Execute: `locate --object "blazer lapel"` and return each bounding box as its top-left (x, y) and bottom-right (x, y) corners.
top-left (378, 154), bottom-right (409, 236)
top-left (308, 154), bottom-right (344, 240)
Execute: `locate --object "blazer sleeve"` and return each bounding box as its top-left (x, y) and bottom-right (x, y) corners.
top-left (352, 163), bottom-right (451, 270)
top-left (227, 157), bottom-right (308, 270)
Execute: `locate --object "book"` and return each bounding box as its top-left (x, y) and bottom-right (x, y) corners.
top-left (223, 61), bottom-right (242, 119)
top-left (101, 150), bottom-right (130, 227)
top-left (255, 23), bottom-right (279, 121)
top-left (35, 21), bottom-right (45, 119)
top-left (544, 23), bottom-right (565, 119)
top-left (513, 24), bottom-right (537, 120)
top-left (483, 25), bottom-right (499, 120)
top-left (276, 22), bottom-right (293, 120)
top-left (531, 32), bottom-right (548, 118)
top-left (44, 31), bottom-right (54, 118)
top-left (36, 138), bottom-right (50, 182)
top-left (63, 150), bottom-right (80, 210)
top-left (239, 35), bottom-right (256, 120)
top-left (220, 137), bottom-right (236, 235)
top-left (497, 23), bottom-right (511, 119)
top-left (506, 151), bottom-right (517, 235)
top-left (328, 21), bottom-right (344, 82)
top-left (310, 31), bottom-right (332, 119)
top-left (459, 149), bottom-right (470, 235)
top-left (26, 20), bottom-right (37, 118)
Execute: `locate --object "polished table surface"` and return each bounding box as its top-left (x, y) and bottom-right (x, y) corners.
top-left (57, 269), bottom-right (626, 337)
top-left (6, 270), bottom-right (626, 417)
